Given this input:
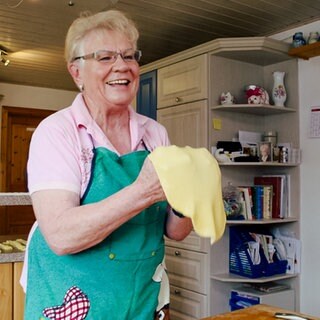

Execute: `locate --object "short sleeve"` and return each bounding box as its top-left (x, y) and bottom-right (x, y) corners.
top-left (27, 115), bottom-right (83, 196)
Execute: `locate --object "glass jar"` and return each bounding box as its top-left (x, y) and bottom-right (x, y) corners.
top-left (308, 32), bottom-right (319, 44)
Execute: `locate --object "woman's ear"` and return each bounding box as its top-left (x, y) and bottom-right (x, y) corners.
top-left (68, 61), bottom-right (83, 89)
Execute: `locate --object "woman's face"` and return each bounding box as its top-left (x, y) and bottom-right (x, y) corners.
top-left (71, 29), bottom-right (140, 111)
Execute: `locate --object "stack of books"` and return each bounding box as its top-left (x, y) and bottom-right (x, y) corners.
top-left (237, 174), bottom-right (290, 220)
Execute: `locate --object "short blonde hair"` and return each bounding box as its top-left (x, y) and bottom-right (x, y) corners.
top-left (64, 10), bottom-right (139, 62)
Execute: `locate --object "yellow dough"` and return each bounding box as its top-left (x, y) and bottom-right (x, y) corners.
top-left (148, 145), bottom-right (226, 244)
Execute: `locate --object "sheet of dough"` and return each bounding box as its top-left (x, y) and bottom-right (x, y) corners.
top-left (148, 145), bottom-right (226, 244)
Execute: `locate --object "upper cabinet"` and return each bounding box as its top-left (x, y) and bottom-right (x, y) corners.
top-left (157, 55), bottom-right (208, 109)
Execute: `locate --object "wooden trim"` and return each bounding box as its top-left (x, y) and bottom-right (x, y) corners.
top-left (288, 41), bottom-right (320, 60)
top-left (140, 37), bottom-right (291, 73)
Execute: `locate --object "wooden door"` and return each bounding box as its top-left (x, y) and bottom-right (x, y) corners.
top-left (0, 106), bottom-right (54, 235)
top-left (157, 100), bottom-right (208, 148)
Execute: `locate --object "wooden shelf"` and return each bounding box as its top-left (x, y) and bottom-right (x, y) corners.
top-left (288, 41), bottom-right (320, 60)
top-left (211, 104), bottom-right (296, 115)
top-left (226, 218), bottom-right (298, 225)
top-left (211, 272), bottom-right (297, 283)
top-left (219, 162), bottom-right (298, 167)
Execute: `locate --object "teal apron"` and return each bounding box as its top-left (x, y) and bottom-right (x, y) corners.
top-left (24, 147), bottom-right (168, 320)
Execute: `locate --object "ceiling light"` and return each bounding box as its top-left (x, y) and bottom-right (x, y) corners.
top-left (0, 50), bottom-right (10, 66)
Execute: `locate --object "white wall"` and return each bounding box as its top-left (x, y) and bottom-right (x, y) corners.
top-left (0, 82), bottom-right (77, 110)
top-left (272, 21), bottom-right (320, 316)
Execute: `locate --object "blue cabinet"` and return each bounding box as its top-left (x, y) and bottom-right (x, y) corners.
top-left (137, 70), bottom-right (157, 120)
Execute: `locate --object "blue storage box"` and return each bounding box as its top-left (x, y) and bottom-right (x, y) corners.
top-left (229, 290), bottom-right (260, 311)
top-left (229, 226), bottom-right (288, 278)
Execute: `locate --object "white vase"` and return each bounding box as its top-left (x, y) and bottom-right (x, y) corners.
top-left (272, 71), bottom-right (287, 107)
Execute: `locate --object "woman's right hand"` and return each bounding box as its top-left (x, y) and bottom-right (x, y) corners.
top-left (135, 158), bottom-right (167, 204)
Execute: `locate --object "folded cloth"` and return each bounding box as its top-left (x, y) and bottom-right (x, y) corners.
top-left (148, 145), bottom-right (226, 244)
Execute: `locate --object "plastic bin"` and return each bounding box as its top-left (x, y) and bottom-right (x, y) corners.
top-left (229, 226), bottom-right (288, 278)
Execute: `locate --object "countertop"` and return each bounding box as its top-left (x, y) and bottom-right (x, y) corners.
top-left (201, 304), bottom-right (320, 320)
top-left (0, 251), bottom-right (24, 263)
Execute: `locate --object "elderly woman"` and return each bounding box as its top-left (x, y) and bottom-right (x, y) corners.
top-left (22, 9), bottom-right (192, 320)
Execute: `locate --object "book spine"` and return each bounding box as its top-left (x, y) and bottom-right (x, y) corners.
top-left (252, 186), bottom-right (264, 219)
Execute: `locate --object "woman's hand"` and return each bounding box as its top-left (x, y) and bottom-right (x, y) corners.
top-left (135, 158), bottom-right (166, 204)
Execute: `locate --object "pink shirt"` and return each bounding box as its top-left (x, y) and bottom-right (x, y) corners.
top-left (21, 94), bottom-right (170, 292)
top-left (27, 93), bottom-right (170, 197)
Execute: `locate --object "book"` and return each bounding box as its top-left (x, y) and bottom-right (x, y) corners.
top-left (254, 176), bottom-right (282, 219)
top-left (251, 185), bottom-right (264, 219)
top-left (238, 186), bottom-right (253, 220)
top-left (263, 174), bottom-right (290, 218)
top-left (262, 185), bottom-right (273, 219)
top-left (237, 189), bottom-right (247, 219)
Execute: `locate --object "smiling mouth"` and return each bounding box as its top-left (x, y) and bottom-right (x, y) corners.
top-left (106, 79), bottom-right (130, 85)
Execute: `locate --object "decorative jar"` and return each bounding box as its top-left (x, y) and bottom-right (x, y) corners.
top-left (307, 32), bottom-right (319, 44)
top-left (292, 32), bottom-right (306, 48)
top-left (272, 71), bottom-right (287, 107)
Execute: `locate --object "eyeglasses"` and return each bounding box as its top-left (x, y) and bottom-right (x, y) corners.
top-left (72, 49), bottom-right (142, 63)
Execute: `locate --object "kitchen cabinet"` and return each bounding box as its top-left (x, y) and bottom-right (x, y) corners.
top-left (13, 262), bottom-right (24, 320)
top-left (157, 54), bottom-right (210, 319)
top-left (165, 232), bottom-right (210, 319)
top-left (157, 55), bottom-right (208, 109)
top-left (157, 100), bottom-right (208, 148)
top-left (0, 262), bottom-right (24, 320)
top-left (143, 36), bottom-right (298, 318)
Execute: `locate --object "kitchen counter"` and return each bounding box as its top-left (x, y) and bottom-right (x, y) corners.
top-left (201, 304), bottom-right (319, 320)
top-left (0, 251), bottom-right (24, 263)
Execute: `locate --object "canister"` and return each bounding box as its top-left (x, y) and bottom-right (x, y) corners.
top-left (263, 131), bottom-right (277, 146)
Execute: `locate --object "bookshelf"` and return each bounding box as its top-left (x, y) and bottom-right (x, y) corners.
top-left (209, 43), bottom-right (300, 315)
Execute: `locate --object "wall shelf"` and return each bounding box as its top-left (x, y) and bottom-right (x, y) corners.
top-left (288, 42), bottom-right (320, 60)
top-left (211, 272), bottom-right (297, 283)
top-left (226, 218), bottom-right (298, 225)
top-left (219, 162), bottom-right (298, 167)
top-left (211, 104), bottom-right (296, 115)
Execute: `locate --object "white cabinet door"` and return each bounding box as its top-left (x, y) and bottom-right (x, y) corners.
top-left (165, 246), bottom-right (208, 294)
top-left (169, 285), bottom-right (208, 320)
top-left (157, 100), bottom-right (208, 148)
top-left (157, 55), bottom-right (208, 108)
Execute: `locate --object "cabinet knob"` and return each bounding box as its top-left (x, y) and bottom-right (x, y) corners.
top-left (175, 97), bottom-right (181, 103)
top-left (174, 289), bottom-right (181, 295)
top-left (174, 250), bottom-right (181, 256)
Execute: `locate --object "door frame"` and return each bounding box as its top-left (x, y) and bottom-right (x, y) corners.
top-left (0, 106), bottom-right (54, 191)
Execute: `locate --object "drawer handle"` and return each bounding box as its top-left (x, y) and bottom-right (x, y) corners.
top-left (175, 97), bottom-right (181, 103)
top-left (174, 250), bottom-right (181, 256)
top-left (174, 289), bottom-right (181, 295)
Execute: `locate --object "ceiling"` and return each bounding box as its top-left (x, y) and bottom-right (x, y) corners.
top-left (1, 0), bottom-right (320, 91)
